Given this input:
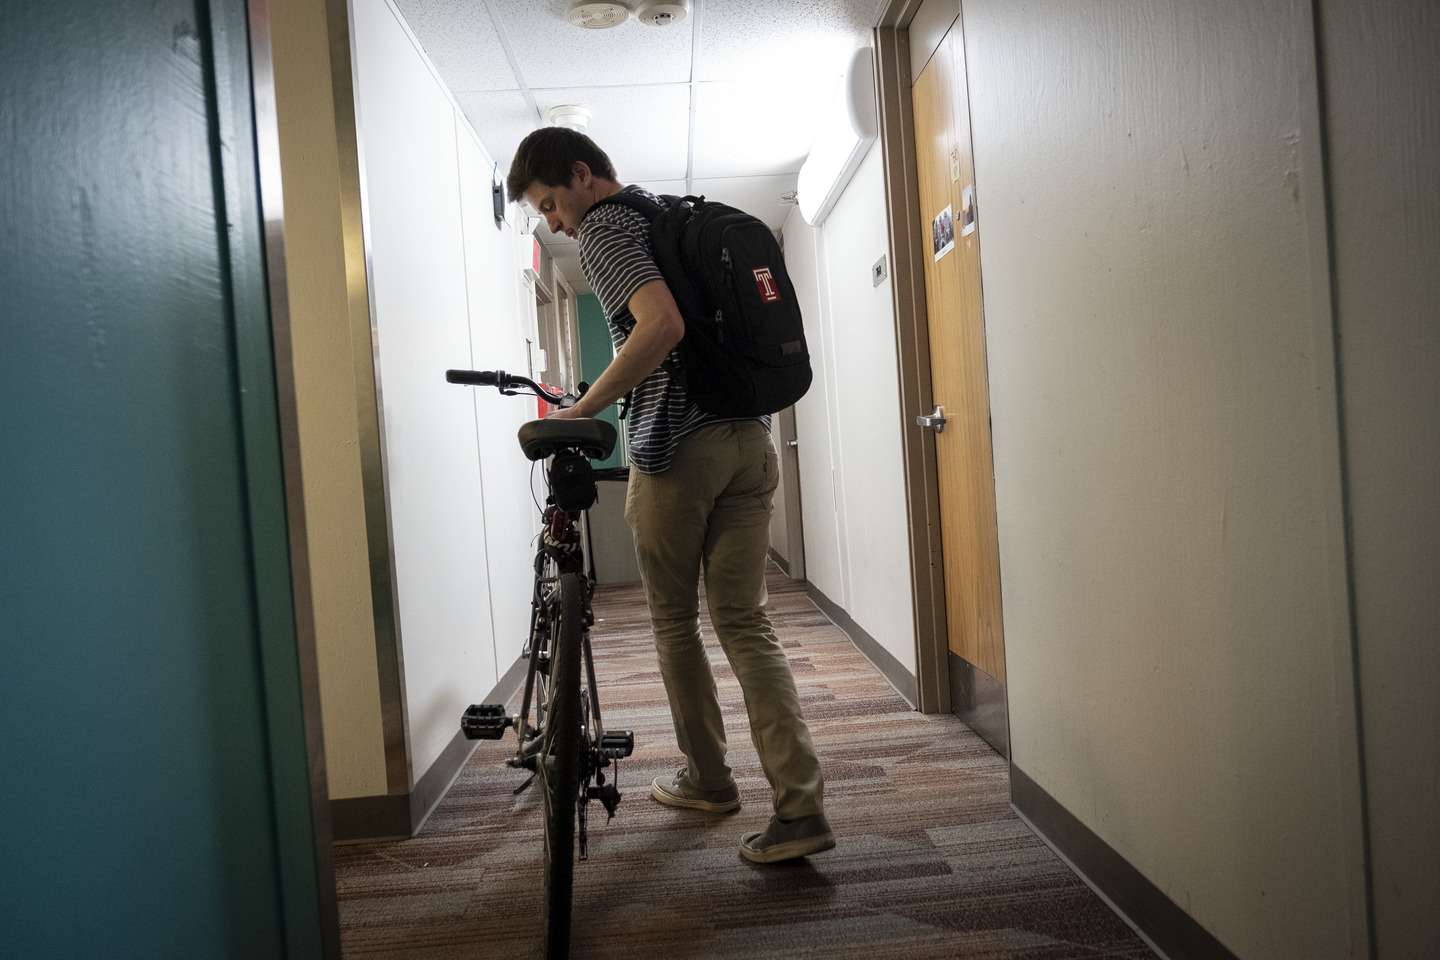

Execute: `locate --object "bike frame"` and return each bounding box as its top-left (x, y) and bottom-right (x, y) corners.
top-left (450, 368), bottom-right (631, 959)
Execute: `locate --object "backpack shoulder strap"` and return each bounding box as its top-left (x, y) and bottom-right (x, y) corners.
top-left (582, 189), bottom-right (665, 225)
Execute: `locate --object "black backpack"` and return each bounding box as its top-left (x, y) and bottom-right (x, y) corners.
top-left (587, 192), bottom-right (812, 418)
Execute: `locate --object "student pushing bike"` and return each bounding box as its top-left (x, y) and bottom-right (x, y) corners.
top-left (508, 127), bottom-right (834, 867)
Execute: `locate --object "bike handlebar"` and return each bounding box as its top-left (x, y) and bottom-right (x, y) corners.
top-left (445, 369), bottom-right (501, 387)
top-left (446, 369), bottom-right (585, 406)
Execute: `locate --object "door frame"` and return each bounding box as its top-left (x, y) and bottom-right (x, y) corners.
top-left (870, 0), bottom-right (952, 715)
top-left (237, 0), bottom-right (343, 951)
top-left (772, 403), bottom-right (806, 581)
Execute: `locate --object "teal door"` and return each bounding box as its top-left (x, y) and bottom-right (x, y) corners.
top-left (1, 0), bottom-right (334, 956)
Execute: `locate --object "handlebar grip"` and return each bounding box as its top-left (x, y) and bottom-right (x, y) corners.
top-left (446, 369), bottom-right (499, 386)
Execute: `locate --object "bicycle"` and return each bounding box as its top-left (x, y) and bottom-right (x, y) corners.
top-left (447, 368), bottom-right (634, 960)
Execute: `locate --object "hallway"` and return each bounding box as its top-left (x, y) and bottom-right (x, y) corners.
top-left (5, 0), bottom-right (1437, 954)
top-left (334, 569), bottom-right (1154, 959)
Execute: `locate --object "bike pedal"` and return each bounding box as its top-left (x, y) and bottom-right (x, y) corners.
top-left (460, 703), bottom-right (513, 740)
top-left (600, 730), bottom-right (634, 758)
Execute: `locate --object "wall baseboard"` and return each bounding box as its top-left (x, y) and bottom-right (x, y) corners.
top-left (805, 582), bottom-right (918, 708)
top-left (1011, 765), bottom-right (1241, 960)
top-left (328, 791), bottom-right (411, 844)
top-left (768, 547), bottom-right (791, 577)
top-left (948, 652), bottom-right (1009, 757)
top-left (331, 654), bottom-right (530, 843)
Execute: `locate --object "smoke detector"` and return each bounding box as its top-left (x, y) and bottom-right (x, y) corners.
top-left (565, 1), bottom-right (630, 29)
top-left (545, 104), bottom-right (593, 132)
top-left (635, 0), bottom-right (689, 26)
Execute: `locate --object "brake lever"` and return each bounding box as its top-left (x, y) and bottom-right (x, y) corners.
top-left (551, 380), bottom-right (588, 409)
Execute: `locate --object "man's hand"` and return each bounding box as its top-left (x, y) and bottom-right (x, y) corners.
top-left (547, 401), bottom-right (587, 420)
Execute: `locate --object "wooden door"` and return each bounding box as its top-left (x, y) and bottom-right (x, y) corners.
top-left (911, 21), bottom-right (1008, 754)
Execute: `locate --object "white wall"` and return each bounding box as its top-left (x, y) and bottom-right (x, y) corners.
top-left (787, 202), bottom-right (843, 596)
top-left (352, 0), bottom-right (538, 783)
top-left (963, 1), bottom-right (1364, 957)
top-left (786, 144), bottom-right (918, 681)
top-left (455, 127), bottom-right (543, 676)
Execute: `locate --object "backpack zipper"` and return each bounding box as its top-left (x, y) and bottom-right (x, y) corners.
top-left (718, 247), bottom-right (732, 341)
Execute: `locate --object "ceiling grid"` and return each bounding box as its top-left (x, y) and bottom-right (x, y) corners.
top-left (480, 0), bottom-right (539, 123)
top-left (685, 0), bottom-right (703, 195)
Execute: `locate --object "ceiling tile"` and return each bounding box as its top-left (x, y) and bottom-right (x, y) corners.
top-left (690, 76), bottom-right (837, 178)
top-left (494, 0), bottom-right (693, 88)
top-left (392, 0), bottom-right (518, 92)
top-left (453, 90), bottom-right (538, 176)
top-left (689, 174), bottom-right (801, 231)
top-left (629, 178), bottom-right (690, 196)
top-left (695, 0), bottom-right (881, 83)
top-left (532, 85), bottom-right (691, 183)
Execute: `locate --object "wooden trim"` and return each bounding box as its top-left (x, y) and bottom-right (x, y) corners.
top-left (873, 16), bottom-right (950, 715)
top-left (1012, 765), bottom-right (1243, 960)
top-left (806, 582), bottom-right (919, 709)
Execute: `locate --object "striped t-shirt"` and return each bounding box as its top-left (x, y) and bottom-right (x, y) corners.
top-left (577, 186), bottom-right (741, 474)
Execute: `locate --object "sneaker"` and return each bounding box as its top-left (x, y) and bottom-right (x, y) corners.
top-left (739, 813), bottom-right (836, 863)
top-left (650, 767), bottom-right (741, 813)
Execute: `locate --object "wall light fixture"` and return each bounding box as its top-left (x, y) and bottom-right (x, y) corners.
top-left (796, 47), bottom-right (878, 227)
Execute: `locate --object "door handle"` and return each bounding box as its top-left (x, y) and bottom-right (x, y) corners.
top-left (916, 405), bottom-right (947, 433)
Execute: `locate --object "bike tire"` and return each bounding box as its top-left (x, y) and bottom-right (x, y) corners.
top-left (539, 571), bottom-right (584, 959)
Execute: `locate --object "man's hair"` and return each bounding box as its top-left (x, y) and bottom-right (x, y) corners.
top-left (506, 127), bottom-right (617, 202)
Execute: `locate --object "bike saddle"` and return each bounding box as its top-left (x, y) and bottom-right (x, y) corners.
top-left (517, 418), bottom-right (618, 462)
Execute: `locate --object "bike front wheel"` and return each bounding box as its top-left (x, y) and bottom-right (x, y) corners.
top-left (539, 571), bottom-right (584, 959)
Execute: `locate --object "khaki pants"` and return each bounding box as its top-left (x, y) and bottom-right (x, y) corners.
top-left (624, 421), bottom-right (825, 820)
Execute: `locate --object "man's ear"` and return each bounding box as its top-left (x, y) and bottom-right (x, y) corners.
top-left (571, 160), bottom-right (592, 188)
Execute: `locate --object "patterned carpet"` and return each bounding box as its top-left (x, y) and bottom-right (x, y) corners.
top-left (335, 568), bottom-right (1157, 959)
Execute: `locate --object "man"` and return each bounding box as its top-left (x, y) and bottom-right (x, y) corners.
top-left (506, 127), bottom-right (833, 864)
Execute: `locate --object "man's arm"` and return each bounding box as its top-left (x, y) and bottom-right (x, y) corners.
top-left (551, 279), bottom-right (684, 419)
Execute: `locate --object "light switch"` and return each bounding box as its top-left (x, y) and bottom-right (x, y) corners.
top-left (872, 254), bottom-right (888, 287)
